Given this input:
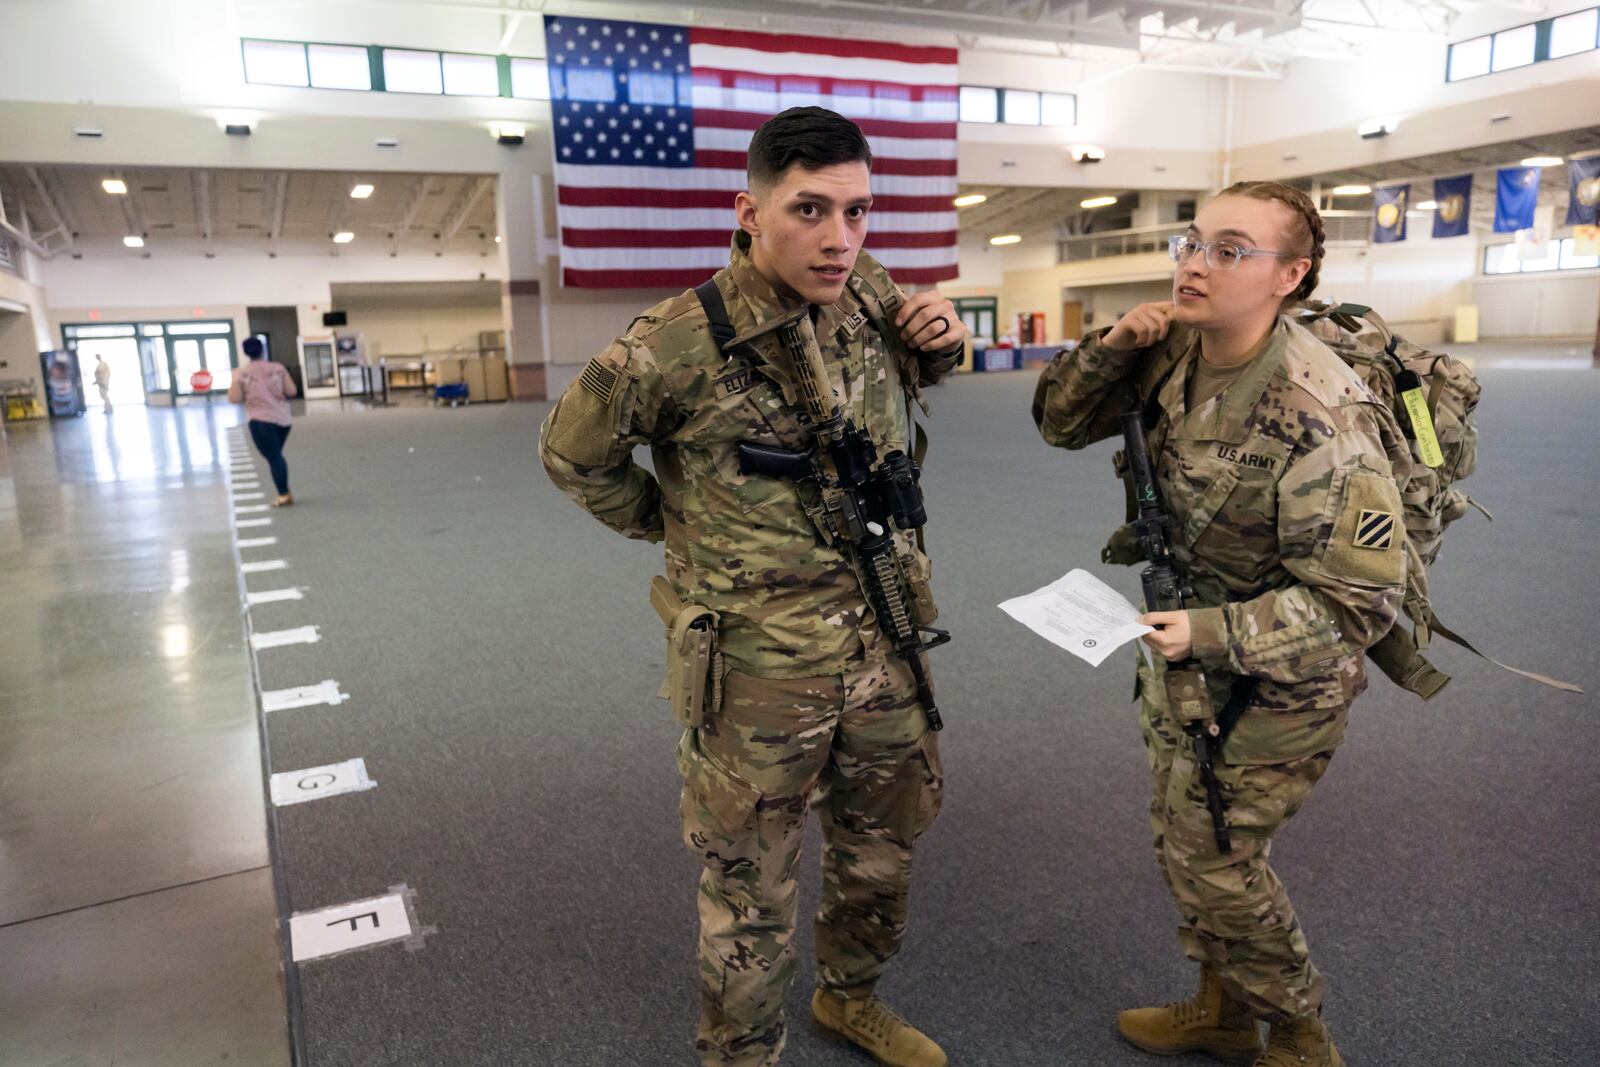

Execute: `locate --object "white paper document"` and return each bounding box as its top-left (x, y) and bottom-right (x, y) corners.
top-left (999, 568), bottom-right (1154, 666)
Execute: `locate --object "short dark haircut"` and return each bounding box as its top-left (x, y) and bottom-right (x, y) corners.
top-left (747, 107), bottom-right (872, 189)
top-left (242, 336), bottom-right (265, 359)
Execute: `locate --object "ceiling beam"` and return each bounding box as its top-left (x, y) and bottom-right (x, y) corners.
top-left (195, 170), bottom-right (214, 257)
top-left (441, 177), bottom-right (493, 243)
top-left (391, 175), bottom-right (435, 253)
top-left (113, 168), bottom-right (150, 241)
top-left (267, 172), bottom-right (289, 254)
top-left (26, 166), bottom-right (79, 255)
top-left (0, 182), bottom-right (54, 258)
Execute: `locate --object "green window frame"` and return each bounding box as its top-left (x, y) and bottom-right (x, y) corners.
top-left (1446, 7), bottom-right (1599, 82)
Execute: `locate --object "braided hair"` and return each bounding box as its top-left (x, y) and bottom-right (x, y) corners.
top-left (1218, 180), bottom-right (1324, 303)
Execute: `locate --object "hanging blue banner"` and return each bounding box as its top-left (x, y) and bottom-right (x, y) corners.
top-left (1373, 184), bottom-right (1409, 243)
top-left (1494, 166), bottom-right (1540, 233)
top-left (1566, 156), bottom-right (1600, 226)
top-left (1431, 174), bottom-right (1472, 238)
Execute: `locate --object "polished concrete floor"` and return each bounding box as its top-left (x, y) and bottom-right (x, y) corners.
top-left (0, 402), bottom-right (291, 1066)
top-left (2, 339), bottom-right (1594, 1066)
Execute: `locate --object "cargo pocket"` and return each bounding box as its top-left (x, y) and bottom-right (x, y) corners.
top-left (677, 730), bottom-right (761, 839)
top-left (912, 733), bottom-right (944, 838)
top-left (683, 378), bottom-right (804, 514)
top-left (1223, 677), bottom-right (1348, 765)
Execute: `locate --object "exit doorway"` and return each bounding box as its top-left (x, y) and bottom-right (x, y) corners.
top-left (63, 320), bottom-right (238, 405)
top-left (71, 335), bottom-right (147, 408)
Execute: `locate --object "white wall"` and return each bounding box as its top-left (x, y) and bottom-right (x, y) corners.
top-left (1474, 271), bottom-right (1600, 338)
top-left (1061, 280), bottom-right (1173, 332)
top-left (37, 252), bottom-right (499, 311)
top-left (338, 304), bottom-right (503, 359)
top-left (947, 235), bottom-right (1006, 290)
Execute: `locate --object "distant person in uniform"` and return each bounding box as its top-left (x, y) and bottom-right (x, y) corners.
top-left (229, 337), bottom-right (298, 506)
top-left (1033, 182), bottom-right (1411, 1067)
top-left (93, 354), bottom-right (112, 413)
top-left (540, 107), bottom-right (966, 1067)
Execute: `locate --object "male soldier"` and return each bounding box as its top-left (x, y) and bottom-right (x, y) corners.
top-left (540, 106), bottom-right (966, 1067)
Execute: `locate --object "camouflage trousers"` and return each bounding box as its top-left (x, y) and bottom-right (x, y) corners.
top-left (1140, 686), bottom-right (1338, 1025)
top-left (676, 655), bottom-right (943, 1067)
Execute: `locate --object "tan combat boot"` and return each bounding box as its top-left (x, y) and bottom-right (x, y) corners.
top-left (1117, 966), bottom-right (1263, 1065)
top-left (810, 989), bottom-right (947, 1067)
top-left (1254, 1015), bottom-right (1344, 1067)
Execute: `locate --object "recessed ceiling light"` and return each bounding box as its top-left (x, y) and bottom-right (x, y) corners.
top-left (122, 235), bottom-right (144, 248)
top-left (102, 179), bottom-right (128, 195)
top-left (989, 234), bottom-right (1022, 246)
top-left (332, 232), bottom-right (355, 244)
top-left (350, 183), bottom-right (374, 199)
top-left (953, 193), bottom-right (988, 207)
top-left (1520, 156), bottom-right (1563, 167)
top-left (1414, 200), bottom-right (1439, 210)
top-left (1080, 195), bottom-right (1118, 209)
top-left (494, 235), bottom-right (502, 243)
top-left (1331, 185), bottom-right (1372, 196)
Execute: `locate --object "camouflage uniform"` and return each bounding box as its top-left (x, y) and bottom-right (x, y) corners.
top-left (541, 232), bottom-right (958, 1066)
top-left (1032, 317), bottom-right (1410, 1024)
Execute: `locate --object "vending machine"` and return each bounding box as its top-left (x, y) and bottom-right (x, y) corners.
top-left (40, 350), bottom-right (86, 417)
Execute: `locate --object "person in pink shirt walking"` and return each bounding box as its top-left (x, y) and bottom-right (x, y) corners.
top-left (228, 336), bottom-right (299, 507)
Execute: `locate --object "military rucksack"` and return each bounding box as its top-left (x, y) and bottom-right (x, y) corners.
top-left (1296, 301), bottom-right (1579, 697)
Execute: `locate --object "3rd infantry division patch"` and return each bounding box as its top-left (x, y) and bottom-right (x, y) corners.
top-left (1354, 509), bottom-right (1396, 550)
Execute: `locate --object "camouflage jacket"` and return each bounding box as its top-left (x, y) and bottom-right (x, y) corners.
top-left (541, 233), bottom-right (961, 679)
top-left (1033, 317), bottom-right (1411, 759)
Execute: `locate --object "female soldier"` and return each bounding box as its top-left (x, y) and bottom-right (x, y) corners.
top-left (1032, 182), bottom-right (1411, 1067)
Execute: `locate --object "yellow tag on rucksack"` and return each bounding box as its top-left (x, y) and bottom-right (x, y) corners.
top-left (1396, 369), bottom-right (1444, 469)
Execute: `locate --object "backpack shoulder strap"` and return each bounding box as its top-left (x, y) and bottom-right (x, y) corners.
top-left (693, 277), bottom-right (736, 356)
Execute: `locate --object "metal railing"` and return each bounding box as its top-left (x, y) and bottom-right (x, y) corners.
top-left (1056, 209), bottom-right (1374, 264)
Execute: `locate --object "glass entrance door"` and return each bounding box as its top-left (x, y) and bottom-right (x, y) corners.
top-left (65, 319), bottom-right (236, 402)
top-left (164, 323), bottom-right (236, 398)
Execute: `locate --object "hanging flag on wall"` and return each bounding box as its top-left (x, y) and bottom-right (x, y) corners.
top-left (1566, 155), bottom-right (1600, 226)
top-left (1431, 174), bottom-right (1472, 238)
top-left (1494, 166), bottom-right (1541, 233)
top-left (543, 15), bottom-right (959, 288)
top-left (1373, 184), bottom-right (1409, 243)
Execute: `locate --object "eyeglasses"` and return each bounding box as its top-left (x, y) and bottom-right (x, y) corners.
top-left (1168, 234), bottom-right (1298, 271)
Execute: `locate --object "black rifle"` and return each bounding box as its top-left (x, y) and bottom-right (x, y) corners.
top-left (737, 318), bottom-right (950, 730)
top-left (1121, 411), bottom-right (1244, 854)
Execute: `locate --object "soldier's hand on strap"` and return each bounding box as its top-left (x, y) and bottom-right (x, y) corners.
top-left (896, 290), bottom-right (967, 352)
top-left (1103, 302), bottom-right (1174, 351)
top-left (1139, 610), bottom-right (1193, 661)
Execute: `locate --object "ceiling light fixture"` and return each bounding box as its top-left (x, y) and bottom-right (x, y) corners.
top-left (1414, 200), bottom-right (1439, 210)
top-left (1520, 155), bottom-right (1563, 167)
top-left (493, 123), bottom-right (527, 146)
top-left (332, 232), bottom-right (355, 244)
top-left (1080, 195), bottom-right (1118, 209)
top-left (102, 178), bottom-right (128, 195)
top-left (1331, 184), bottom-right (1372, 196)
top-left (1357, 118), bottom-right (1395, 140)
top-left (990, 234), bottom-right (1022, 246)
top-left (350, 183), bottom-right (375, 199)
top-left (123, 235), bottom-right (144, 248)
top-left (953, 193), bottom-right (988, 207)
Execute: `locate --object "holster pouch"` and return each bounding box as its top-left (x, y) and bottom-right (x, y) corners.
top-left (651, 575), bottom-right (722, 729)
top-left (1163, 665), bottom-right (1214, 729)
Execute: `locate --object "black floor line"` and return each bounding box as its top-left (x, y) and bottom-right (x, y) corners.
top-left (0, 864), bottom-right (274, 931)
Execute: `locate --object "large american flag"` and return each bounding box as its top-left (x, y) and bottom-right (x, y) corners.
top-left (544, 15), bottom-right (960, 289)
